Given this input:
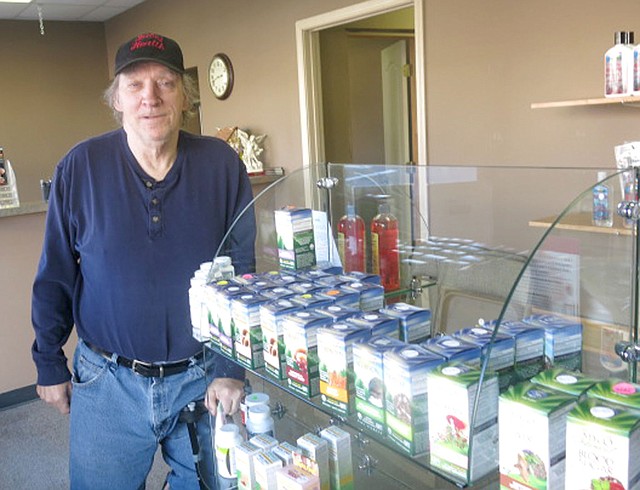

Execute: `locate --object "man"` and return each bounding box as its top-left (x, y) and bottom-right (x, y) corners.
top-left (31, 32), bottom-right (254, 489)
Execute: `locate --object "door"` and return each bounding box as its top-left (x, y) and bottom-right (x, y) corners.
top-left (381, 40), bottom-right (411, 165)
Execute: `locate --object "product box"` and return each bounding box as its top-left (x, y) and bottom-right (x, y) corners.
top-left (587, 379), bottom-right (640, 410)
top-left (353, 335), bottom-right (405, 436)
top-left (531, 368), bottom-right (598, 399)
top-left (340, 281), bottom-right (385, 311)
top-left (383, 344), bottom-right (446, 456)
top-left (289, 281), bottom-right (325, 295)
top-left (235, 441), bottom-right (262, 490)
top-left (380, 303), bottom-right (431, 343)
top-left (283, 311), bottom-right (333, 397)
top-left (260, 285), bottom-right (296, 300)
top-left (522, 314), bottom-right (583, 372)
top-left (249, 434), bottom-right (279, 452)
top-left (290, 292), bottom-right (334, 310)
top-left (315, 304), bottom-right (360, 323)
top-left (202, 279), bottom-right (231, 347)
top-left (455, 326), bottom-right (515, 391)
top-left (428, 363), bottom-right (499, 484)
top-left (297, 433), bottom-right (330, 490)
top-left (260, 298), bottom-right (303, 380)
top-left (275, 206), bottom-right (316, 271)
top-left (317, 323), bottom-right (370, 415)
top-left (259, 270), bottom-right (298, 287)
top-left (421, 335), bottom-right (481, 365)
top-left (319, 426), bottom-right (354, 490)
top-left (491, 320), bottom-right (545, 383)
top-left (347, 311), bottom-right (400, 339)
top-left (317, 287), bottom-right (361, 309)
top-left (275, 465), bottom-right (320, 490)
top-left (338, 271), bottom-right (381, 284)
top-left (253, 450), bottom-right (283, 490)
top-left (232, 293), bottom-right (269, 369)
top-left (565, 398), bottom-right (640, 490)
top-left (499, 381), bottom-right (576, 490)
top-left (215, 283), bottom-right (249, 358)
top-left (272, 441), bottom-right (299, 466)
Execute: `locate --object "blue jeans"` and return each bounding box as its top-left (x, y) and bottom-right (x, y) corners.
top-left (70, 339), bottom-right (216, 490)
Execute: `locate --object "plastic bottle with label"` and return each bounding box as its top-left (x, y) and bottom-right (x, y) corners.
top-left (337, 204), bottom-right (366, 273)
top-left (246, 404), bottom-right (275, 439)
top-left (371, 202), bottom-right (400, 291)
top-left (208, 256), bottom-right (235, 282)
top-left (215, 423), bottom-right (243, 489)
top-left (0, 151), bottom-right (20, 209)
top-left (593, 171), bottom-right (613, 227)
top-left (605, 31), bottom-right (634, 97)
top-left (241, 392), bottom-right (270, 425)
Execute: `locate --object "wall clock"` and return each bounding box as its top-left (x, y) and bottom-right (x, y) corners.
top-left (208, 53), bottom-right (234, 100)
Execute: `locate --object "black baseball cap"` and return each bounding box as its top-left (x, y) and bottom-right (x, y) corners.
top-left (114, 33), bottom-right (185, 75)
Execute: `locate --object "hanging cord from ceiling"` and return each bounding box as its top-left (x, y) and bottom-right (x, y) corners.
top-left (36, 3), bottom-right (45, 35)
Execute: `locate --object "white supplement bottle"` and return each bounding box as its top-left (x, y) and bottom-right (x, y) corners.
top-left (246, 404), bottom-right (275, 439)
top-left (215, 423), bottom-right (243, 489)
top-left (241, 392), bottom-right (270, 425)
top-left (605, 31), bottom-right (633, 97)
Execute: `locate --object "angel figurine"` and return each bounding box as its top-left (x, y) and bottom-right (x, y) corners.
top-left (236, 128), bottom-right (266, 174)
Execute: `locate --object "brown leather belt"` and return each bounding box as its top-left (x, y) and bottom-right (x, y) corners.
top-left (84, 341), bottom-right (203, 378)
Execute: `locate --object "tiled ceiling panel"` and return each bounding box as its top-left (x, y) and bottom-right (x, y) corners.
top-left (0, 0), bottom-right (145, 22)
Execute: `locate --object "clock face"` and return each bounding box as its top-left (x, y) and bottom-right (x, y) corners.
top-left (209, 53), bottom-right (234, 100)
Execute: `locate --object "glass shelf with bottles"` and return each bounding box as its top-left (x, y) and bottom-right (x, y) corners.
top-left (193, 163), bottom-right (640, 488)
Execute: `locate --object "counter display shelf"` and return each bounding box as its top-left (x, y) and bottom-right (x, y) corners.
top-left (198, 163), bottom-right (639, 489)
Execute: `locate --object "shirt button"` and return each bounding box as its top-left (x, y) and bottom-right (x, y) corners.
top-left (145, 181), bottom-right (153, 189)
top-left (151, 198), bottom-right (159, 206)
top-left (152, 216), bottom-right (160, 223)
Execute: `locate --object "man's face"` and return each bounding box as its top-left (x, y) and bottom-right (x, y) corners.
top-left (114, 62), bottom-right (186, 146)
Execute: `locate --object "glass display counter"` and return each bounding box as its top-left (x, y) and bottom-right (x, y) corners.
top-left (197, 163), bottom-right (639, 489)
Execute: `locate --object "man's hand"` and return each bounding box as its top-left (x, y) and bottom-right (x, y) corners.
top-left (204, 377), bottom-right (244, 416)
top-left (37, 382), bottom-right (72, 415)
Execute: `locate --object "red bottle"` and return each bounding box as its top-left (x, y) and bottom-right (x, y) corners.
top-left (337, 205), bottom-right (366, 273)
top-left (371, 203), bottom-right (400, 291)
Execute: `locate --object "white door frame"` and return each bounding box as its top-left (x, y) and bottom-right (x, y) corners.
top-left (295, 0), bottom-right (427, 168)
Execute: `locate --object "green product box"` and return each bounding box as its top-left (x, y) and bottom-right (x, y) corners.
top-left (275, 206), bottom-right (316, 271)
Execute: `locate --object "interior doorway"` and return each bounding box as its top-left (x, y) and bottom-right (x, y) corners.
top-left (296, 0), bottom-right (426, 167)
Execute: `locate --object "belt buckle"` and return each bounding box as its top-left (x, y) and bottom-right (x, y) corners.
top-left (131, 359), bottom-right (163, 378)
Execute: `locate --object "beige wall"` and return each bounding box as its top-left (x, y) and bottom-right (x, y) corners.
top-left (3, 0), bottom-right (640, 394)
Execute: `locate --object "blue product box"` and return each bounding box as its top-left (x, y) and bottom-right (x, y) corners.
top-left (288, 281), bottom-right (324, 294)
top-left (383, 344), bottom-right (446, 456)
top-left (231, 293), bottom-right (269, 369)
top-left (346, 311), bottom-right (400, 339)
top-left (315, 304), bottom-right (361, 323)
top-left (290, 292), bottom-right (334, 310)
top-left (282, 311), bottom-right (334, 397)
top-left (455, 326), bottom-right (515, 391)
top-left (521, 314), bottom-right (583, 372)
top-left (317, 322), bottom-right (371, 415)
top-left (353, 335), bottom-right (406, 436)
top-left (259, 285), bottom-right (296, 300)
top-left (493, 320), bottom-right (546, 382)
top-left (341, 281), bottom-right (385, 311)
top-left (421, 335), bottom-right (481, 365)
top-left (260, 298), bottom-right (303, 380)
top-left (339, 271), bottom-right (381, 285)
top-left (317, 287), bottom-right (361, 309)
top-left (380, 303), bottom-right (431, 343)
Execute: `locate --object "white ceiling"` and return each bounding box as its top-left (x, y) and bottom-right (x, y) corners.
top-left (0, 0), bottom-right (146, 22)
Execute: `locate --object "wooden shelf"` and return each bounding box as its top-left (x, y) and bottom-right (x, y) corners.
top-left (529, 211), bottom-right (632, 235)
top-left (531, 95), bottom-right (640, 109)
top-left (249, 172), bottom-right (284, 186)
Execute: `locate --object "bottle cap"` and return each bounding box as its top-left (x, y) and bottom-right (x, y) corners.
top-left (615, 31), bottom-right (629, 44)
top-left (216, 423), bottom-right (240, 445)
top-left (378, 202), bottom-right (391, 214)
top-left (248, 404), bottom-right (272, 422)
top-left (245, 392), bottom-right (270, 408)
top-left (346, 203), bottom-right (355, 216)
top-left (214, 256), bottom-right (232, 266)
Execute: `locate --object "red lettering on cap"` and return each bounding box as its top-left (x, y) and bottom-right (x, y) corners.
top-left (130, 33), bottom-right (165, 52)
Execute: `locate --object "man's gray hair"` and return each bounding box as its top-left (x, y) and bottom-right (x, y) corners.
top-left (103, 70), bottom-right (200, 125)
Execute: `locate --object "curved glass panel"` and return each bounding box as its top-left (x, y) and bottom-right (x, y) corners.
top-left (196, 163), bottom-right (625, 488)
